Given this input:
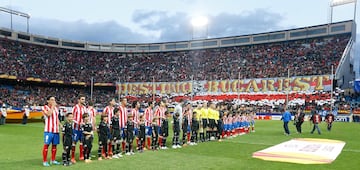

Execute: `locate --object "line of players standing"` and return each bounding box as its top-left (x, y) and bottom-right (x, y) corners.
top-left (41, 95), bottom-right (256, 167)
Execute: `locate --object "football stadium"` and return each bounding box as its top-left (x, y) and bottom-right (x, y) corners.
top-left (0, 0), bottom-right (360, 169)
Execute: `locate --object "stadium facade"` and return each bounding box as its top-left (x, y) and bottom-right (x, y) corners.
top-left (0, 20), bottom-right (357, 107)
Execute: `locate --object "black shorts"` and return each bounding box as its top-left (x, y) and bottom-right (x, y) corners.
top-left (208, 119), bottom-right (216, 129)
top-left (173, 131), bottom-right (180, 137)
top-left (182, 122), bottom-right (188, 131)
top-left (217, 120), bottom-right (223, 132)
top-left (162, 129), bottom-right (169, 137)
top-left (98, 136), bottom-right (108, 145)
top-left (202, 119), bottom-right (208, 128)
top-left (138, 131), bottom-right (145, 140)
top-left (83, 136), bottom-right (93, 147)
top-left (127, 135), bottom-right (134, 143)
top-left (152, 126), bottom-right (159, 138)
top-left (63, 136), bottom-right (72, 148)
top-left (112, 129), bottom-right (121, 140)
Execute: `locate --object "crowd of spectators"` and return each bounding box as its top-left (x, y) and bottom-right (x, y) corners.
top-left (0, 33), bottom-right (353, 109)
top-left (0, 33), bottom-right (351, 83)
top-left (0, 84), bottom-right (113, 108)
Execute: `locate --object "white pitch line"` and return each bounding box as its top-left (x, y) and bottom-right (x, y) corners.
top-left (343, 149), bottom-right (360, 153)
top-left (223, 139), bottom-right (275, 146)
top-left (223, 139), bottom-right (360, 153)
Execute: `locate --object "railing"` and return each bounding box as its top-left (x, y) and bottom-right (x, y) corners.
top-left (335, 37), bottom-right (353, 79)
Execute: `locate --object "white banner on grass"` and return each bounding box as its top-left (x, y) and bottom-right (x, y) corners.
top-left (253, 138), bottom-right (345, 164)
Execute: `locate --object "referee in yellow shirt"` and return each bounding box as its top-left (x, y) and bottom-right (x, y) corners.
top-left (208, 102), bottom-right (219, 141)
top-left (200, 102), bottom-right (208, 142)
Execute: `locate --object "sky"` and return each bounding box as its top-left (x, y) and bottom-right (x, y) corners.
top-left (0, 0), bottom-right (358, 43)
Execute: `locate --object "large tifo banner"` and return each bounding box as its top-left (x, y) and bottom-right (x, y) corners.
top-left (252, 138), bottom-right (346, 164)
top-left (116, 75), bottom-right (331, 95)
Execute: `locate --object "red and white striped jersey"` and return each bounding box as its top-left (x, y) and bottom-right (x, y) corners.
top-left (87, 107), bottom-right (97, 125)
top-left (225, 116), bottom-right (230, 125)
top-left (131, 108), bottom-right (139, 126)
top-left (183, 108), bottom-right (192, 125)
top-left (154, 106), bottom-right (166, 126)
top-left (42, 105), bottom-right (60, 133)
top-left (240, 115), bottom-right (246, 122)
top-left (232, 116), bottom-right (237, 124)
top-left (224, 116), bottom-right (231, 125)
top-left (72, 104), bottom-right (86, 130)
top-left (119, 105), bottom-right (128, 128)
top-left (103, 106), bottom-right (114, 125)
top-left (144, 107), bottom-right (153, 126)
top-left (246, 115), bottom-right (250, 122)
top-left (243, 115), bottom-right (249, 122)
top-left (222, 116), bottom-right (226, 124)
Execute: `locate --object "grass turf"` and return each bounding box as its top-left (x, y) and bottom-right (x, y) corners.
top-left (0, 120), bottom-right (359, 170)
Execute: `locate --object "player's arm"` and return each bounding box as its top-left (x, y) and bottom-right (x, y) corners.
top-left (83, 130), bottom-right (92, 135)
top-left (43, 106), bottom-right (53, 117)
top-left (81, 125), bottom-right (88, 135)
top-left (59, 121), bottom-right (64, 130)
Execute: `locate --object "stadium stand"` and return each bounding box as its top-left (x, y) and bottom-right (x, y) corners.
top-left (0, 34), bottom-right (350, 83)
top-left (0, 20), bottom-right (356, 112)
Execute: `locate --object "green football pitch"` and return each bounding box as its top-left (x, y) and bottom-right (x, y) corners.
top-left (0, 120), bottom-right (359, 170)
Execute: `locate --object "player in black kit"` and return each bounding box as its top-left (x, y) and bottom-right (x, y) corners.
top-left (160, 111), bottom-right (170, 149)
top-left (111, 108), bottom-right (122, 158)
top-left (125, 114), bottom-right (135, 155)
top-left (138, 115), bottom-right (146, 153)
top-left (97, 114), bottom-right (111, 160)
top-left (172, 112), bottom-right (181, 148)
top-left (81, 113), bottom-right (93, 163)
top-left (62, 113), bottom-right (73, 166)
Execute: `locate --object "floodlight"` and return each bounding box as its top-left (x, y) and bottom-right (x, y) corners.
top-left (191, 16), bottom-right (209, 27)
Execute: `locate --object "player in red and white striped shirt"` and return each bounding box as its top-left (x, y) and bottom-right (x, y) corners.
top-left (71, 95), bottom-right (86, 163)
top-left (154, 100), bottom-right (167, 147)
top-left (240, 113), bottom-right (246, 134)
top-left (87, 101), bottom-right (97, 131)
top-left (144, 101), bottom-right (154, 149)
top-left (42, 96), bottom-right (61, 166)
top-left (103, 99), bottom-right (116, 126)
top-left (118, 98), bottom-right (128, 153)
top-left (225, 113), bottom-right (232, 137)
top-left (131, 101), bottom-right (140, 150)
top-left (102, 98), bottom-right (115, 155)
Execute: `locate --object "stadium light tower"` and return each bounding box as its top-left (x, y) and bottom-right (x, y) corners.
top-left (191, 16), bottom-right (209, 40)
top-left (0, 6), bottom-right (31, 33)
